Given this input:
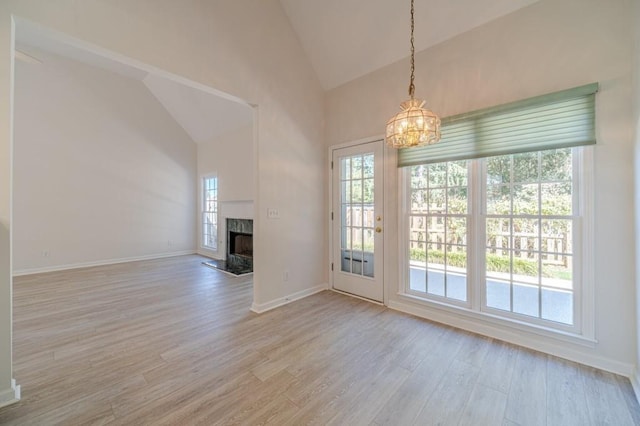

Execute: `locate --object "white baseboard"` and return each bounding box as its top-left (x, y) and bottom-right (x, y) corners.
top-left (251, 283), bottom-right (328, 314)
top-left (13, 250), bottom-right (196, 276)
top-left (631, 370), bottom-right (640, 403)
top-left (0, 379), bottom-right (20, 409)
top-left (388, 299), bottom-right (635, 377)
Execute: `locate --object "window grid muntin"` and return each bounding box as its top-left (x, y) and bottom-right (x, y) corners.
top-left (483, 149), bottom-right (574, 326)
top-left (404, 148), bottom-right (579, 333)
top-left (408, 161), bottom-right (470, 304)
top-left (340, 153), bottom-right (375, 277)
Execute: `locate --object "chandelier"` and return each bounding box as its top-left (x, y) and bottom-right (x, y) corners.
top-left (385, 0), bottom-right (441, 148)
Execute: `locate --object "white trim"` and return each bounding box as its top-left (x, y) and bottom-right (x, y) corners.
top-left (12, 250), bottom-right (196, 276)
top-left (329, 137), bottom-right (386, 302)
top-left (388, 298), bottom-right (634, 376)
top-left (0, 379), bottom-right (20, 409)
top-left (399, 147), bottom-right (593, 337)
top-left (250, 284), bottom-right (327, 314)
top-left (631, 370), bottom-right (640, 404)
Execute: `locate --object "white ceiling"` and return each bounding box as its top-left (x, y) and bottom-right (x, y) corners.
top-left (14, 1), bottom-right (540, 138)
top-left (142, 74), bottom-right (252, 144)
top-left (280, 0), bottom-right (540, 90)
top-left (15, 21), bottom-right (252, 145)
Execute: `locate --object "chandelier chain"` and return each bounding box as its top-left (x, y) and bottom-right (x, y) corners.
top-left (409, 0), bottom-right (415, 98)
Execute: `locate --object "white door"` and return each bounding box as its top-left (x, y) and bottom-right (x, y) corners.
top-left (331, 140), bottom-right (384, 302)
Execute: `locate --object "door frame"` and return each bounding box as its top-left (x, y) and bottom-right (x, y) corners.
top-left (328, 136), bottom-right (394, 306)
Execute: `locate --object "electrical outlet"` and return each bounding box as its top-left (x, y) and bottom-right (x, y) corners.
top-left (42, 250), bottom-right (49, 257)
top-left (267, 208), bottom-right (280, 219)
top-left (283, 269), bottom-right (289, 281)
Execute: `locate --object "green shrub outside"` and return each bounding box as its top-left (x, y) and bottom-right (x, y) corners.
top-left (409, 248), bottom-right (566, 279)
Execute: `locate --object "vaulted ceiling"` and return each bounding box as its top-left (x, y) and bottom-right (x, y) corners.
top-left (15, 1), bottom-right (541, 142)
top-left (280, 0), bottom-right (540, 90)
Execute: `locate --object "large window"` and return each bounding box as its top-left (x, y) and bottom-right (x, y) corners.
top-left (400, 83), bottom-right (596, 335)
top-left (202, 177), bottom-right (218, 250)
top-left (405, 148), bottom-right (582, 331)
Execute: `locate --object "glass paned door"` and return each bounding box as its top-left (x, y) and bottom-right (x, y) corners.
top-left (332, 140), bottom-right (384, 302)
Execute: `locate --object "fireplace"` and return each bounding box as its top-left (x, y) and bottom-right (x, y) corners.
top-left (226, 218), bottom-right (253, 273)
top-left (229, 232), bottom-right (253, 259)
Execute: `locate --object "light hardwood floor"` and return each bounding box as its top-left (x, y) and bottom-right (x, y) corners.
top-left (1, 254), bottom-right (639, 425)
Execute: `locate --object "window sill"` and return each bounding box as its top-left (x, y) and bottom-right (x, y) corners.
top-left (395, 292), bottom-right (597, 348)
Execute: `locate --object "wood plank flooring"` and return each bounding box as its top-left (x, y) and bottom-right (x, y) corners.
top-left (1, 254), bottom-right (639, 425)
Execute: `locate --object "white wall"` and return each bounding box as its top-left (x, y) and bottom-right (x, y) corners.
top-left (197, 124), bottom-right (254, 259)
top-left (633, 0), bottom-right (640, 391)
top-left (0, 0), bottom-right (326, 400)
top-left (12, 48), bottom-right (197, 274)
top-left (0, 14), bottom-right (12, 408)
top-left (326, 0), bottom-right (636, 374)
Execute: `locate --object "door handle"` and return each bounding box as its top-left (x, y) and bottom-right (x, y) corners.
top-left (375, 226), bottom-right (382, 233)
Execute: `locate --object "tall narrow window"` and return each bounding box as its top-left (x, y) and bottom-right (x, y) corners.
top-left (203, 177), bottom-right (218, 250)
top-left (485, 149), bottom-right (575, 325)
top-left (409, 161), bottom-right (469, 303)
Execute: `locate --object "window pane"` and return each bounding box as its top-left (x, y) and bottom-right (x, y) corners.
top-left (428, 189), bottom-right (446, 212)
top-left (342, 157), bottom-right (351, 180)
top-left (351, 180), bottom-right (362, 202)
top-left (487, 185), bottom-right (510, 215)
top-left (486, 279), bottom-right (511, 311)
top-left (513, 152), bottom-right (539, 183)
top-left (541, 288), bottom-right (573, 324)
top-left (363, 228), bottom-right (374, 253)
top-left (410, 266), bottom-right (426, 292)
top-left (427, 266), bottom-right (445, 297)
top-left (363, 154), bottom-right (374, 178)
top-left (447, 218), bottom-right (467, 245)
top-left (341, 181), bottom-right (351, 203)
top-left (487, 155), bottom-right (511, 185)
top-left (428, 163), bottom-right (447, 187)
top-left (542, 220), bottom-right (572, 254)
top-left (448, 187), bottom-right (467, 214)
top-left (447, 272), bottom-right (467, 301)
top-left (541, 183), bottom-right (572, 215)
top-left (363, 205), bottom-right (375, 228)
top-left (363, 178), bottom-right (374, 203)
top-left (448, 161), bottom-right (468, 187)
top-left (513, 218), bottom-right (539, 252)
top-left (513, 184), bottom-right (539, 215)
top-left (513, 283), bottom-right (539, 317)
top-left (411, 189), bottom-right (428, 212)
top-left (446, 244), bottom-right (467, 302)
top-left (541, 149), bottom-right (572, 181)
top-left (486, 218), bottom-right (510, 253)
top-left (411, 165), bottom-right (428, 189)
top-left (542, 254), bottom-right (572, 286)
top-left (351, 227), bottom-right (362, 251)
top-left (512, 251), bottom-right (539, 285)
top-left (351, 156), bottom-right (362, 179)
top-left (486, 248), bottom-right (510, 280)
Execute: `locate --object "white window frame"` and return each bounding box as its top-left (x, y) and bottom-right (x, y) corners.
top-left (202, 176), bottom-right (218, 251)
top-left (399, 147), bottom-right (594, 340)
